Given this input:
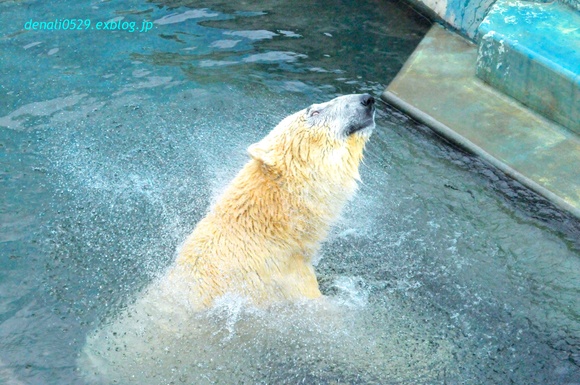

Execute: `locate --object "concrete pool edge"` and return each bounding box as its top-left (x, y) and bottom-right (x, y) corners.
top-left (381, 24), bottom-right (580, 220)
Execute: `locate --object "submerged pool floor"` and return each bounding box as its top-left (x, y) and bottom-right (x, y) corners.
top-left (1, 0), bottom-right (580, 384)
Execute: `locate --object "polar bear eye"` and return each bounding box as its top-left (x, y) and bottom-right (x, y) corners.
top-left (306, 107), bottom-right (320, 117)
top-left (306, 104), bottom-right (324, 118)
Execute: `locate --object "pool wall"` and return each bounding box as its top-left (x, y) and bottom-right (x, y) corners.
top-left (402, 0), bottom-right (496, 39)
top-left (383, 0), bottom-right (580, 219)
top-left (406, 0), bottom-right (580, 39)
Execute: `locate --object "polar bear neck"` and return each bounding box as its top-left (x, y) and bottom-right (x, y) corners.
top-left (213, 134), bottom-right (366, 251)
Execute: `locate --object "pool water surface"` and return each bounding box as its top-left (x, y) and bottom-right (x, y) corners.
top-left (1, 0), bottom-right (580, 384)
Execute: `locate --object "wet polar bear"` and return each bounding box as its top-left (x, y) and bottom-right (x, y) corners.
top-left (169, 93), bottom-right (376, 307)
top-left (80, 94), bottom-right (415, 383)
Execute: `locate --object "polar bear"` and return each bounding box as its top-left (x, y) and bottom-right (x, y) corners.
top-left (79, 94), bottom-right (379, 383)
top-left (167, 93), bottom-right (376, 307)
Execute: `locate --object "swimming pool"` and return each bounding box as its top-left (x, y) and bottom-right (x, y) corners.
top-left (1, 0), bottom-right (579, 383)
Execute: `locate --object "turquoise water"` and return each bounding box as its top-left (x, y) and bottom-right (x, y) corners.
top-left (1, 0), bottom-right (579, 384)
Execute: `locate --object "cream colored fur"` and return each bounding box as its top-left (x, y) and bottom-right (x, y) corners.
top-left (168, 96), bottom-right (374, 307)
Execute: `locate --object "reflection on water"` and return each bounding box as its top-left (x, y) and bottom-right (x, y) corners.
top-left (1, 0), bottom-right (579, 384)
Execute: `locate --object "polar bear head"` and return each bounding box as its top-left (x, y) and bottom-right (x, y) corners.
top-left (248, 94), bottom-right (375, 181)
top-left (304, 93), bottom-right (376, 139)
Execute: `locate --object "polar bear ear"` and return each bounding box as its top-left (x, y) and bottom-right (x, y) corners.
top-left (248, 141), bottom-right (275, 167)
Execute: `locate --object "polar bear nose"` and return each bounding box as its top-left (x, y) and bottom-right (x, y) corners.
top-left (360, 94), bottom-right (375, 107)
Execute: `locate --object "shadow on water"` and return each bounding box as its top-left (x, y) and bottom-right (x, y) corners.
top-left (0, 0), bottom-right (579, 384)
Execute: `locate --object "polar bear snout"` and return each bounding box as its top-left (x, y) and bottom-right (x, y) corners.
top-left (358, 94), bottom-right (375, 119)
top-left (344, 93), bottom-right (376, 136)
top-left (358, 93), bottom-right (376, 123)
top-left (360, 94), bottom-right (375, 108)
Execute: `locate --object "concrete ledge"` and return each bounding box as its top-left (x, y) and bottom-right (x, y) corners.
top-left (476, 0), bottom-right (580, 133)
top-left (382, 24), bottom-right (580, 219)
